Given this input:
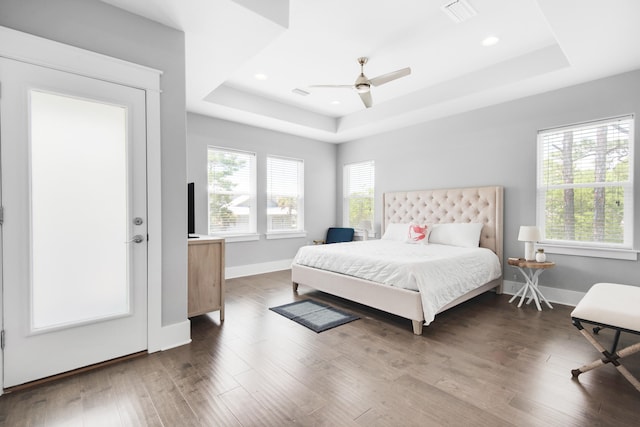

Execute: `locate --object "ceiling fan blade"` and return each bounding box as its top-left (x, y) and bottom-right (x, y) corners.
top-left (369, 67), bottom-right (411, 87)
top-left (359, 91), bottom-right (373, 108)
top-left (308, 84), bottom-right (353, 89)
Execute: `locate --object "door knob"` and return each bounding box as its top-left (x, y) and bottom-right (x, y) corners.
top-left (126, 235), bottom-right (145, 244)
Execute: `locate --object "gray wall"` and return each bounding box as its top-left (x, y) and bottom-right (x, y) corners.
top-left (1, 0), bottom-right (189, 325)
top-left (338, 70), bottom-right (640, 293)
top-left (187, 113), bottom-right (337, 267)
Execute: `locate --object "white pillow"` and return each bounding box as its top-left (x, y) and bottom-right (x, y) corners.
top-left (428, 223), bottom-right (483, 248)
top-left (381, 223), bottom-right (410, 241)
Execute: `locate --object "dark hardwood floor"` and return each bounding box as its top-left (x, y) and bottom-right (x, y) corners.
top-left (1, 270), bottom-right (638, 426)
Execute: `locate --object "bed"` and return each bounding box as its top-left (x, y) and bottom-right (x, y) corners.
top-left (291, 186), bottom-right (504, 335)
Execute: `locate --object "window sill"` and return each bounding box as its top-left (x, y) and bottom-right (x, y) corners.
top-left (213, 233), bottom-right (260, 243)
top-left (265, 231), bottom-right (307, 240)
top-left (538, 243), bottom-right (638, 261)
top-left (354, 230), bottom-right (377, 239)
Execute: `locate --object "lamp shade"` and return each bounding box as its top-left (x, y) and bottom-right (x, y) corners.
top-left (518, 226), bottom-right (540, 242)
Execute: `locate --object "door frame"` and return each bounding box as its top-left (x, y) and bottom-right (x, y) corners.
top-left (0, 26), bottom-right (165, 391)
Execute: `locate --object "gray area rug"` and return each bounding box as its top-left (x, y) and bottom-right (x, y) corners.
top-left (269, 300), bottom-right (359, 333)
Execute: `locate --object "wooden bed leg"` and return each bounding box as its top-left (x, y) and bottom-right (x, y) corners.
top-left (412, 320), bottom-right (423, 335)
top-left (292, 282), bottom-right (299, 292)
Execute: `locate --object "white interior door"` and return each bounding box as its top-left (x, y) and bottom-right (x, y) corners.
top-left (0, 57), bottom-right (148, 388)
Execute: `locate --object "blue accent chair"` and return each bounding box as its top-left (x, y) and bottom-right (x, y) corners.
top-left (324, 227), bottom-right (354, 244)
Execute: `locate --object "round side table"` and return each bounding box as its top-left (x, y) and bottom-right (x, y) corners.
top-left (507, 258), bottom-right (555, 311)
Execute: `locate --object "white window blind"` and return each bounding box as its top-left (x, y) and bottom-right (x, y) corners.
top-left (266, 156), bottom-right (304, 233)
top-left (537, 115), bottom-right (634, 249)
top-left (343, 161), bottom-right (375, 229)
top-left (208, 147), bottom-right (256, 235)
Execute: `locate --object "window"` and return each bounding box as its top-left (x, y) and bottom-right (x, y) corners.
top-left (266, 156), bottom-right (304, 236)
top-left (208, 147), bottom-right (257, 237)
top-left (343, 161), bottom-right (375, 230)
top-left (537, 115), bottom-right (634, 257)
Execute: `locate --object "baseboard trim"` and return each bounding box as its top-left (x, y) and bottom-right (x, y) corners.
top-left (502, 279), bottom-right (585, 307)
top-left (226, 259), bottom-right (293, 279)
top-left (158, 319), bottom-right (192, 351)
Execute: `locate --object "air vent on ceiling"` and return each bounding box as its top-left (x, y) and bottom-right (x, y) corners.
top-left (292, 88), bottom-right (310, 96)
top-left (441, 0), bottom-right (477, 23)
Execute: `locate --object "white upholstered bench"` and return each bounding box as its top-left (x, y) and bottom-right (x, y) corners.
top-left (571, 283), bottom-right (640, 392)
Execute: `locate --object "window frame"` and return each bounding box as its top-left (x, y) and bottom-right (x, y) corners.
top-left (207, 146), bottom-right (258, 242)
top-left (343, 160), bottom-right (375, 236)
top-left (265, 155), bottom-right (306, 240)
top-left (535, 115), bottom-right (636, 260)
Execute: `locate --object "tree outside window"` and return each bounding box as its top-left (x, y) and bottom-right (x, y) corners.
top-left (344, 161), bottom-right (375, 230)
top-left (537, 116), bottom-right (633, 248)
top-left (208, 147), bottom-right (256, 235)
top-left (266, 156), bottom-right (304, 233)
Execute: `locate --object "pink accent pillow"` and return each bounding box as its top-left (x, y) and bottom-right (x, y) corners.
top-left (407, 224), bottom-right (428, 244)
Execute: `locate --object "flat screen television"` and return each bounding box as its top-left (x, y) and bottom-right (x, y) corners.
top-left (187, 182), bottom-right (198, 238)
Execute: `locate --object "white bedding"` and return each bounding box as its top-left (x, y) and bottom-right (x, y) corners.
top-left (293, 240), bottom-right (502, 324)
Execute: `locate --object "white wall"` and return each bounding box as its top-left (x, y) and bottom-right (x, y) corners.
top-left (30, 0), bottom-right (631, 296)
top-left (0, 0), bottom-right (189, 325)
top-left (187, 113), bottom-right (337, 269)
top-left (187, 71), bottom-right (640, 294)
top-left (338, 69), bottom-right (640, 293)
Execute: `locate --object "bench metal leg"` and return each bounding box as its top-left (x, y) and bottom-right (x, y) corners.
top-left (572, 323), bottom-right (640, 392)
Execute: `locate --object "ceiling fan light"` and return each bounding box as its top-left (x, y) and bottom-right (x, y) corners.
top-left (355, 83), bottom-right (370, 93)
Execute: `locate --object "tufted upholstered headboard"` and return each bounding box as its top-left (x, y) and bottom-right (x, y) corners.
top-left (383, 186), bottom-right (503, 266)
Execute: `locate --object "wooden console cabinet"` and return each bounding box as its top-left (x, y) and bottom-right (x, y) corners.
top-left (188, 236), bottom-right (225, 319)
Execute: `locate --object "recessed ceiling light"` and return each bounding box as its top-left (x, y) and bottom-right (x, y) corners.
top-left (330, 100), bottom-right (341, 105)
top-left (254, 73), bottom-right (268, 81)
top-left (482, 36), bottom-right (500, 47)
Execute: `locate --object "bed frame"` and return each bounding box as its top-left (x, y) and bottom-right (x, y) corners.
top-left (292, 186), bottom-right (503, 335)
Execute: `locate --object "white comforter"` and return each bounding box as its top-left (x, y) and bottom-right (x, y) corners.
top-left (292, 240), bottom-right (502, 324)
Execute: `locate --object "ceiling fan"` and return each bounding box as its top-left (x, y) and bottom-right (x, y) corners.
top-left (309, 57), bottom-right (411, 108)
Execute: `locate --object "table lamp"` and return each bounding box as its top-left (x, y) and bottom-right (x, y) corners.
top-left (518, 226), bottom-right (540, 261)
top-left (358, 220), bottom-right (372, 240)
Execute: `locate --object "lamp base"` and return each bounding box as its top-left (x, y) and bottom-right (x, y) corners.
top-left (524, 241), bottom-right (535, 261)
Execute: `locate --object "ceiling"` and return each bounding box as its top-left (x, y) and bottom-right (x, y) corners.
top-left (101, 0), bottom-right (640, 143)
